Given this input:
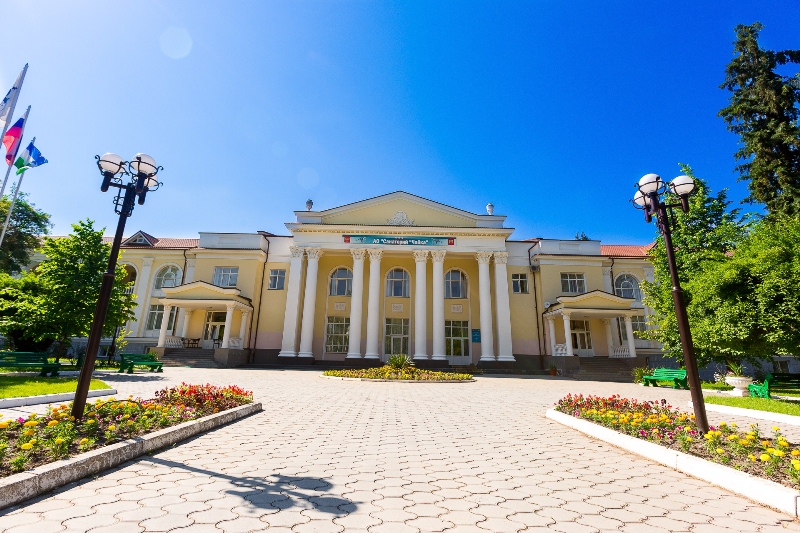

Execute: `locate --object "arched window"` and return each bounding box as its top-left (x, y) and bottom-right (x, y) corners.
top-left (329, 267), bottom-right (353, 296)
top-left (385, 268), bottom-right (410, 297)
top-left (122, 265), bottom-right (137, 295)
top-left (154, 265), bottom-right (181, 289)
top-left (614, 274), bottom-right (641, 301)
top-left (445, 269), bottom-right (468, 299)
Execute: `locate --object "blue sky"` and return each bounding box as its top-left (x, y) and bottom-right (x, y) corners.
top-left (2, 1), bottom-right (798, 244)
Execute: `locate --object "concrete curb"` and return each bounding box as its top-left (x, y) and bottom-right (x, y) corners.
top-left (688, 401), bottom-right (800, 427)
top-left (320, 375), bottom-right (475, 383)
top-left (0, 402), bottom-right (262, 511)
top-left (0, 389), bottom-right (118, 409)
top-left (545, 409), bottom-right (800, 517)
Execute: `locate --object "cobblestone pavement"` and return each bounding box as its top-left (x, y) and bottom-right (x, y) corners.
top-left (2, 368), bottom-right (800, 532)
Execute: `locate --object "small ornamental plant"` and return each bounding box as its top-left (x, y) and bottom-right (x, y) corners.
top-left (555, 394), bottom-right (800, 488)
top-left (324, 366), bottom-right (472, 381)
top-left (0, 383), bottom-right (252, 478)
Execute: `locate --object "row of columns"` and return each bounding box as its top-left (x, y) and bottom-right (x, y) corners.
top-left (278, 246), bottom-right (515, 361)
top-left (546, 313), bottom-right (637, 357)
top-left (157, 303), bottom-right (250, 349)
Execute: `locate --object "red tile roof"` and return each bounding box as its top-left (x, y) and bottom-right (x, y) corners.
top-left (600, 243), bottom-right (654, 257)
top-left (96, 236), bottom-right (198, 249)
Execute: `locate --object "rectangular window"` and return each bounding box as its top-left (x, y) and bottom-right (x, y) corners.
top-left (268, 269), bottom-right (286, 290)
top-left (384, 318), bottom-right (409, 356)
top-left (620, 316), bottom-right (648, 341)
top-left (213, 267), bottom-right (239, 287)
top-left (325, 316), bottom-right (350, 353)
top-left (512, 273), bottom-right (529, 294)
top-left (445, 320), bottom-right (470, 357)
top-left (145, 304), bottom-right (176, 331)
top-left (560, 273), bottom-right (586, 294)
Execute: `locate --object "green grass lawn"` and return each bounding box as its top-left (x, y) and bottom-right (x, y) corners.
top-left (0, 376), bottom-right (111, 399)
top-left (701, 381), bottom-right (734, 391)
top-left (704, 395), bottom-right (800, 416)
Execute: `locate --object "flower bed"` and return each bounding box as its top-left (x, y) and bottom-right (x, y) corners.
top-left (555, 394), bottom-right (800, 488)
top-left (323, 366), bottom-right (472, 381)
top-left (0, 383), bottom-right (252, 478)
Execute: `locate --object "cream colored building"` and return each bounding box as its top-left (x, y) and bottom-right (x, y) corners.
top-left (74, 192), bottom-right (658, 368)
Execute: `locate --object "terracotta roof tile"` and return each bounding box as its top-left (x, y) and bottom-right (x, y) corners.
top-left (600, 243), bottom-right (654, 257)
top-left (95, 236), bottom-right (198, 249)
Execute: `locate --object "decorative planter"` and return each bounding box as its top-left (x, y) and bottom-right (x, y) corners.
top-left (549, 369), bottom-right (558, 376)
top-left (725, 376), bottom-right (753, 397)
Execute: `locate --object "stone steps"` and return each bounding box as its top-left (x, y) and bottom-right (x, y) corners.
top-left (573, 358), bottom-right (634, 382)
top-left (160, 348), bottom-right (221, 368)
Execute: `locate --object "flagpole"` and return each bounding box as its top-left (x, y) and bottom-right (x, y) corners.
top-left (0, 64), bottom-right (27, 145)
top-left (0, 105), bottom-right (29, 200)
top-left (0, 138), bottom-right (31, 248)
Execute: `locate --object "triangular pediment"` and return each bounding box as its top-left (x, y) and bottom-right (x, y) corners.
top-left (122, 231), bottom-right (155, 246)
top-left (162, 280), bottom-right (242, 300)
top-left (294, 192), bottom-right (506, 228)
top-left (555, 290), bottom-right (635, 309)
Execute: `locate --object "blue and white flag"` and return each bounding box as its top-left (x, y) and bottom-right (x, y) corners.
top-left (0, 65), bottom-right (26, 128)
top-left (13, 140), bottom-right (47, 175)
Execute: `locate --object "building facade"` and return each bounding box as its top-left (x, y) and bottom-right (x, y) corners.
top-left (51, 192), bottom-right (658, 367)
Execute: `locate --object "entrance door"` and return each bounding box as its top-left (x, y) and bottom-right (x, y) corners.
top-left (202, 311), bottom-right (227, 349)
top-left (384, 318), bottom-right (409, 361)
top-left (570, 320), bottom-right (594, 357)
top-left (446, 320), bottom-right (471, 365)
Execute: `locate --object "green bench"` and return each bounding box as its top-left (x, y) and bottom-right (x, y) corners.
top-left (748, 373), bottom-right (800, 399)
top-left (118, 353), bottom-right (163, 374)
top-left (642, 368), bottom-right (689, 389)
top-left (0, 352), bottom-right (61, 377)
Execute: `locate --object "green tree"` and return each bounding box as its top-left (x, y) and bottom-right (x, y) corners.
top-left (641, 165), bottom-right (748, 365)
top-left (0, 271), bottom-right (53, 351)
top-left (719, 22), bottom-right (800, 216)
top-left (2, 220), bottom-right (136, 360)
top-left (0, 192), bottom-right (51, 274)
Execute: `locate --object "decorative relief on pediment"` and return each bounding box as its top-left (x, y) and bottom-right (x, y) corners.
top-left (386, 211), bottom-right (415, 226)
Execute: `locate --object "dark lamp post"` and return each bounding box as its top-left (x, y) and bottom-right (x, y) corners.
top-left (71, 153), bottom-right (162, 419)
top-left (633, 173), bottom-right (709, 434)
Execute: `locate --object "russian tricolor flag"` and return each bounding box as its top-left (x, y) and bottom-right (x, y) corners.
top-left (2, 116), bottom-right (25, 165)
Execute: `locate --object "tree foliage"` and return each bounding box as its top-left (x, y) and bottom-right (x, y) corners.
top-left (641, 165), bottom-right (748, 365)
top-left (0, 220), bottom-right (136, 359)
top-left (0, 192), bottom-right (51, 274)
top-left (719, 22), bottom-right (800, 216)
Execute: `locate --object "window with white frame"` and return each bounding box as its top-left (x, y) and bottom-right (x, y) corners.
top-left (268, 269), bottom-right (286, 290)
top-left (445, 320), bottom-right (470, 357)
top-left (213, 267), bottom-right (239, 287)
top-left (619, 316), bottom-right (648, 341)
top-left (325, 316), bottom-right (350, 352)
top-left (154, 265), bottom-right (181, 289)
top-left (329, 268), bottom-right (353, 296)
top-left (145, 304), bottom-right (176, 331)
top-left (385, 268), bottom-right (410, 297)
top-left (512, 273), bottom-right (529, 294)
top-left (614, 274), bottom-right (642, 301)
top-left (445, 270), bottom-right (467, 299)
top-left (560, 273), bottom-right (586, 294)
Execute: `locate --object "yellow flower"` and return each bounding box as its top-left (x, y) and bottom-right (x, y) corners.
top-left (749, 454), bottom-right (757, 461)
top-left (773, 450), bottom-right (786, 457)
top-left (727, 435), bottom-right (738, 441)
top-left (739, 440), bottom-right (748, 446)
top-left (24, 429), bottom-right (34, 437)
top-left (54, 438), bottom-right (64, 445)
top-left (761, 454), bottom-right (771, 462)
top-left (780, 441), bottom-right (790, 447)
top-left (686, 437), bottom-right (693, 442)
top-left (85, 419), bottom-right (96, 425)
top-left (794, 463), bottom-right (800, 471)
top-left (47, 420), bottom-right (58, 427)
top-left (792, 450), bottom-right (800, 457)
top-left (122, 414), bottom-right (130, 419)
top-left (23, 421), bottom-right (39, 427)
top-left (748, 431), bottom-right (756, 436)
top-left (773, 426), bottom-right (780, 431)
top-left (762, 440), bottom-right (771, 446)
top-left (720, 422), bottom-right (727, 427)
top-left (29, 439), bottom-right (36, 445)
top-left (108, 425), bottom-right (116, 431)
top-left (20, 443), bottom-right (32, 450)
top-left (79, 438), bottom-right (89, 445)
top-left (731, 423), bottom-right (738, 428)
top-left (716, 448), bottom-right (725, 454)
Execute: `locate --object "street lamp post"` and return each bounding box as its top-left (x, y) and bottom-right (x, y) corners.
top-left (71, 153), bottom-right (162, 419)
top-left (633, 173), bottom-right (709, 434)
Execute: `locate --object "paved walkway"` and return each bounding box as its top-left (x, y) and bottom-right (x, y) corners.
top-left (2, 368), bottom-right (800, 532)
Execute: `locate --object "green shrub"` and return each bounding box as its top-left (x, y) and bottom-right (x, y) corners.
top-left (387, 354), bottom-right (414, 370)
top-left (632, 367), bottom-right (654, 384)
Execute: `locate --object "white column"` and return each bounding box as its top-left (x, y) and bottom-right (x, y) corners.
top-left (547, 317), bottom-right (556, 355)
top-left (157, 304), bottom-right (173, 348)
top-left (174, 258), bottom-right (196, 339)
top-left (239, 310), bottom-right (250, 348)
top-left (413, 250), bottom-right (429, 360)
top-left (493, 252), bottom-right (514, 362)
top-left (624, 316), bottom-right (637, 358)
top-left (297, 248), bottom-right (323, 358)
top-left (221, 303), bottom-right (235, 349)
top-left (132, 257), bottom-right (154, 336)
top-left (562, 313), bottom-right (574, 356)
top-left (430, 250), bottom-right (446, 360)
top-left (476, 252), bottom-right (495, 361)
top-left (603, 318), bottom-right (614, 356)
top-left (364, 249), bottom-right (383, 359)
top-left (278, 246), bottom-right (306, 358)
top-left (180, 309), bottom-right (193, 338)
top-left (347, 249), bottom-right (367, 359)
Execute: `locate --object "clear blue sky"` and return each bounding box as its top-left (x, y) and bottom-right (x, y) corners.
top-left (2, 1), bottom-right (798, 244)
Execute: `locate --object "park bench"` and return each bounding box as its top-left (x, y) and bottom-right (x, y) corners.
top-left (118, 353), bottom-right (164, 374)
top-left (0, 352), bottom-right (61, 377)
top-left (748, 373), bottom-right (800, 399)
top-left (642, 368), bottom-right (689, 389)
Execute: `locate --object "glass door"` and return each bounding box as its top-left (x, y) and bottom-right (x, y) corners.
top-left (202, 311), bottom-right (227, 349)
top-left (384, 319), bottom-right (409, 361)
top-left (446, 320), bottom-right (471, 365)
top-left (571, 320), bottom-right (594, 357)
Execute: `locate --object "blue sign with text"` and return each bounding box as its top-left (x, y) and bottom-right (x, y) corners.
top-left (471, 329), bottom-right (481, 342)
